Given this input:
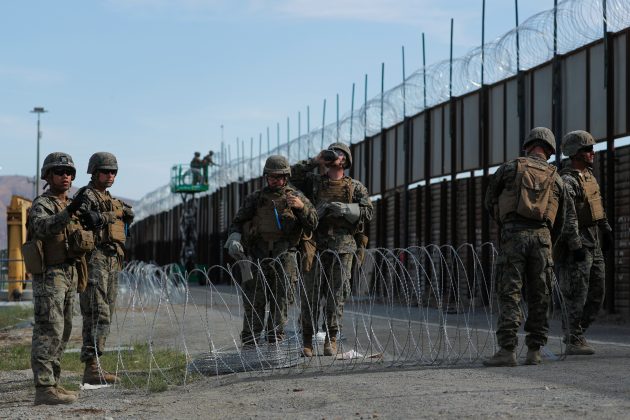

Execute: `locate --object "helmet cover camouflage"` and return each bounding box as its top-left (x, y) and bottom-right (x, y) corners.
top-left (327, 142), bottom-right (352, 169)
top-left (562, 130), bottom-right (596, 157)
top-left (87, 152), bottom-right (118, 174)
top-left (263, 155), bottom-right (291, 176)
top-left (523, 127), bottom-right (556, 154)
top-left (41, 152), bottom-right (76, 180)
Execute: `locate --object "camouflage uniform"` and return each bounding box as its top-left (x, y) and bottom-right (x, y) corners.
top-left (556, 166), bottom-right (609, 342)
top-left (484, 129), bottom-right (579, 357)
top-left (29, 191), bottom-right (78, 388)
top-left (228, 182), bottom-right (317, 344)
top-left (291, 148), bottom-right (373, 343)
top-left (555, 131), bottom-right (612, 347)
top-left (78, 181), bottom-right (132, 362)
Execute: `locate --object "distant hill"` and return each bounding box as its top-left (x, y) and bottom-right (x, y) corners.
top-left (0, 175), bottom-right (136, 250)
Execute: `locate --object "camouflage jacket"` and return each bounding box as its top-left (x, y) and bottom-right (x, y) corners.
top-left (228, 184), bottom-right (318, 258)
top-left (291, 159), bottom-right (374, 253)
top-left (559, 165), bottom-right (612, 249)
top-left (484, 152), bottom-right (580, 249)
top-left (28, 190), bottom-right (73, 240)
top-left (76, 182), bottom-right (134, 254)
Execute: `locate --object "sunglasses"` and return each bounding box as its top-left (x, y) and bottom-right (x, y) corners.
top-left (267, 174), bottom-right (287, 180)
top-left (52, 168), bottom-right (75, 177)
top-left (580, 146), bottom-right (594, 153)
top-left (99, 169), bottom-right (118, 175)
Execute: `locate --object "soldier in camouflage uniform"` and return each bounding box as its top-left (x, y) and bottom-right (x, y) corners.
top-left (556, 130), bottom-right (613, 355)
top-left (76, 152), bottom-right (134, 384)
top-left (225, 155), bottom-right (318, 346)
top-left (291, 143), bottom-right (373, 357)
top-left (28, 152), bottom-right (90, 404)
top-left (484, 127), bottom-right (580, 367)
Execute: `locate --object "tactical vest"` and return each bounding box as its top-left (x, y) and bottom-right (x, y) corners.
top-left (250, 188), bottom-right (301, 246)
top-left (498, 157), bottom-right (559, 226)
top-left (37, 197), bottom-right (94, 265)
top-left (563, 169), bottom-right (605, 227)
top-left (315, 176), bottom-right (356, 232)
top-left (91, 189), bottom-right (127, 247)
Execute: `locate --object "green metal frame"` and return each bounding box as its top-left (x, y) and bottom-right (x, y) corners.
top-left (170, 164), bottom-right (209, 193)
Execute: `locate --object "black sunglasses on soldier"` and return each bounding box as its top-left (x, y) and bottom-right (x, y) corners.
top-left (99, 169), bottom-right (118, 175)
top-left (52, 168), bottom-right (75, 177)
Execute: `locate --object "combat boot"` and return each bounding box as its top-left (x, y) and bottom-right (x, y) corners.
top-left (323, 336), bottom-right (337, 356)
top-left (566, 337), bottom-right (595, 355)
top-left (482, 348), bottom-right (517, 367)
top-left (83, 359), bottom-right (119, 385)
top-left (302, 335), bottom-right (313, 357)
top-left (56, 384), bottom-right (79, 397)
top-left (34, 386), bottom-right (77, 405)
top-left (524, 348), bottom-right (542, 365)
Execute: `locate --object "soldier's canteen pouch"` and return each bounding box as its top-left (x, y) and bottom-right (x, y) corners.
top-left (68, 229), bottom-right (95, 258)
top-left (22, 240), bottom-right (45, 274)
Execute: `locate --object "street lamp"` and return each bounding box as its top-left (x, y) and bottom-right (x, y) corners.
top-left (31, 107), bottom-right (47, 198)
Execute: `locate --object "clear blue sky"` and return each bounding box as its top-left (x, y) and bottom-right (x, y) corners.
top-left (1, 0), bottom-right (551, 199)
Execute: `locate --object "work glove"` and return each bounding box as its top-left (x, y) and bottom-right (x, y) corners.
top-left (66, 190), bottom-right (87, 214)
top-left (573, 247), bottom-right (587, 263)
top-left (122, 203), bottom-right (135, 224)
top-left (225, 232), bottom-right (245, 259)
top-left (601, 229), bottom-right (614, 253)
top-left (80, 211), bottom-right (104, 231)
top-left (328, 202), bottom-right (361, 224)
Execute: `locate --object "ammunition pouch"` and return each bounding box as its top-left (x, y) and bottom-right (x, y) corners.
top-left (76, 255), bottom-right (88, 293)
top-left (22, 240), bottom-right (45, 275)
top-left (67, 228), bottom-right (95, 258)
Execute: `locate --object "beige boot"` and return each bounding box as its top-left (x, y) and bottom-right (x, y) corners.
top-left (34, 386), bottom-right (77, 405)
top-left (482, 348), bottom-right (517, 367)
top-left (566, 337), bottom-right (595, 355)
top-left (302, 335), bottom-right (313, 357)
top-left (323, 336), bottom-right (337, 356)
top-left (83, 359), bottom-right (119, 385)
top-left (56, 384), bottom-right (79, 397)
top-left (524, 348), bottom-right (542, 365)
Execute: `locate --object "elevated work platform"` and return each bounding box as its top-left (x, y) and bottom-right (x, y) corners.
top-left (170, 164), bottom-right (209, 193)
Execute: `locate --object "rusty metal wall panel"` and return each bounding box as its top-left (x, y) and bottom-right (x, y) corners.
top-left (371, 135), bottom-right (382, 194)
top-left (462, 93), bottom-right (480, 171)
top-left (614, 33), bottom-right (627, 136)
top-left (384, 193), bottom-right (396, 249)
top-left (613, 145), bottom-right (630, 317)
top-left (533, 64), bottom-right (553, 129)
top-left (444, 103), bottom-right (452, 175)
top-left (430, 184), bottom-right (441, 244)
top-left (411, 114), bottom-right (425, 181)
top-left (505, 78), bottom-right (520, 161)
top-left (431, 107), bottom-right (443, 177)
top-left (396, 125), bottom-right (406, 187)
top-left (589, 42), bottom-right (607, 139)
top-left (563, 50), bottom-right (588, 134)
top-left (385, 129), bottom-right (397, 190)
top-left (489, 84), bottom-right (505, 166)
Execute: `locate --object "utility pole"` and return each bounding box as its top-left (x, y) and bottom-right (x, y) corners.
top-left (31, 107), bottom-right (47, 198)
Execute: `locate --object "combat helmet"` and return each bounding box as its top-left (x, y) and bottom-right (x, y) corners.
top-left (523, 127), bottom-right (556, 154)
top-left (263, 155), bottom-right (291, 177)
top-left (562, 130), bottom-right (596, 157)
top-left (41, 152), bottom-right (76, 180)
top-left (328, 142), bottom-right (352, 169)
top-left (87, 152), bottom-right (118, 174)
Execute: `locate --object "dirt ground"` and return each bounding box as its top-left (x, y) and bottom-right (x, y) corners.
top-left (2, 293), bottom-right (630, 419)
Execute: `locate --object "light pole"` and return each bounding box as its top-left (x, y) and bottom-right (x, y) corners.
top-left (31, 107), bottom-right (47, 198)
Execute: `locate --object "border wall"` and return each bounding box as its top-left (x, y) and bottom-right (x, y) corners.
top-left (129, 26), bottom-right (630, 319)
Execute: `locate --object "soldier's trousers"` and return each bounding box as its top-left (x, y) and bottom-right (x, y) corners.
top-left (79, 249), bottom-right (121, 362)
top-left (557, 246), bottom-right (605, 341)
top-left (31, 264), bottom-right (77, 387)
top-left (300, 252), bottom-right (353, 337)
top-left (241, 252), bottom-right (297, 344)
top-left (495, 227), bottom-right (554, 351)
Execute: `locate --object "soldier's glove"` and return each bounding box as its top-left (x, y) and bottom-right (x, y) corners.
top-left (573, 247), bottom-right (587, 263)
top-left (80, 211), bottom-right (104, 231)
top-left (225, 232), bottom-right (245, 259)
top-left (601, 229), bottom-right (613, 253)
top-left (122, 203), bottom-right (135, 224)
top-left (329, 202), bottom-right (361, 224)
top-left (66, 190), bottom-right (87, 214)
